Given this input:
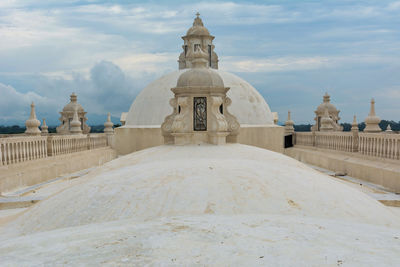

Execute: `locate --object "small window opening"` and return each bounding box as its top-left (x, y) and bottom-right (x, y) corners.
top-left (219, 104), bottom-right (223, 114)
top-left (178, 106), bottom-right (181, 114)
top-left (184, 45), bottom-right (188, 56)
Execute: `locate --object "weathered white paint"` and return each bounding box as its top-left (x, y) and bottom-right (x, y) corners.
top-left (1, 214), bottom-right (400, 266)
top-left (1, 144), bottom-right (399, 265)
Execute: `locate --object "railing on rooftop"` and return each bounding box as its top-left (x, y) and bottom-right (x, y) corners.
top-left (0, 133), bottom-right (112, 166)
top-left (294, 131), bottom-right (400, 160)
top-left (0, 136), bottom-right (47, 166)
top-left (358, 132), bottom-right (400, 160)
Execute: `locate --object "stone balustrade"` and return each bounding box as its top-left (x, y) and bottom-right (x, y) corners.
top-left (0, 136), bottom-right (47, 166)
top-left (359, 133), bottom-right (400, 160)
top-left (294, 131), bottom-right (400, 160)
top-left (0, 134), bottom-right (112, 165)
top-left (47, 135), bottom-right (89, 156)
top-left (294, 132), bottom-right (314, 147)
top-left (89, 134), bottom-right (108, 150)
top-left (315, 132), bottom-right (354, 152)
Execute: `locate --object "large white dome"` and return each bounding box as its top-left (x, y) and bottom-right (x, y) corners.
top-left (125, 70), bottom-right (274, 126)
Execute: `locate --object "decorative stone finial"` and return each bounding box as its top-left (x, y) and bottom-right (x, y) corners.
top-left (351, 115), bottom-right (359, 132)
top-left (370, 98), bottom-right (376, 116)
top-left (41, 118), bottom-right (49, 134)
top-left (193, 12), bottom-right (204, 26)
top-left (25, 102), bottom-right (41, 135)
top-left (284, 111), bottom-right (294, 134)
top-left (104, 112), bottom-right (114, 134)
top-left (385, 124), bottom-right (393, 133)
top-left (70, 92), bottom-right (77, 102)
top-left (272, 112), bottom-right (279, 124)
top-left (179, 13), bottom-right (218, 70)
top-left (70, 108), bottom-right (82, 134)
top-left (320, 108), bottom-right (334, 132)
top-left (323, 92), bottom-right (330, 103)
top-left (364, 98), bottom-right (381, 133)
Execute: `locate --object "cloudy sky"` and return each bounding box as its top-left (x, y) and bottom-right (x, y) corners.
top-left (0, 0), bottom-right (399, 125)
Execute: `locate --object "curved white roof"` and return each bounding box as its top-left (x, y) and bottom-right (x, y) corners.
top-left (1, 144), bottom-right (399, 265)
top-left (125, 70), bottom-right (274, 126)
top-left (3, 144), bottom-right (398, 237)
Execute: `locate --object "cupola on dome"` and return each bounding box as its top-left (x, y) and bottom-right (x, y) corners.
top-left (177, 69), bottom-right (224, 88)
top-left (176, 48), bottom-right (224, 88)
top-left (316, 93), bottom-right (339, 114)
top-left (185, 13), bottom-right (211, 36)
top-left (62, 93), bottom-right (84, 113)
top-left (125, 14), bottom-right (274, 126)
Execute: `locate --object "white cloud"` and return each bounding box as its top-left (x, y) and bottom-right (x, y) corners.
top-left (0, 83), bottom-right (56, 122)
top-left (221, 56), bottom-right (330, 72)
top-left (0, 61), bottom-right (143, 125)
top-left (221, 54), bottom-right (399, 73)
top-left (328, 6), bottom-right (381, 19)
top-left (1, 0), bottom-right (400, 124)
top-left (312, 27), bottom-right (395, 39)
top-left (387, 1), bottom-right (400, 10)
top-left (375, 86), bottom-right (400, 100)
top-left (113, 53), bottom-right (177, 76)
top-left (188, 2), bottom-right (298, 25)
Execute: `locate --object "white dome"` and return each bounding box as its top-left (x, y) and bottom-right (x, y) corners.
top-left (125, 70), bottom-right (274, 126)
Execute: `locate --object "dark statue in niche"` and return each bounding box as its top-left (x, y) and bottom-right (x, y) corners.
top-left (194, 97), bottom-right (207, 131)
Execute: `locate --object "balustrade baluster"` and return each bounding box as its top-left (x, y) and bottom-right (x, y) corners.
top-left (0, 142), bottom-right (3, 166)
top-left (11, 142), bottom-right (15, 164)
top-left (32, 140), bottom-right (35, 160)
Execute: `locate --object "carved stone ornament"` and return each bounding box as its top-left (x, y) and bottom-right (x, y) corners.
top-left (171, 97), bottom-right (190, 133)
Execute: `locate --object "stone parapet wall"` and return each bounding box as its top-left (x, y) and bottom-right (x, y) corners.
top-left (0, 134), bottom-right (113, 165)
top-left (294, 131), bottom-right (400, 160)
top-left (236, 124), bottom-right (284, 153)
top-left (115, 126), bottom-right (163, 155)
top-left (115, 124), bottom-right (284, 155)
top-left (285, 146), bottom-right (400, 193)
top-left (0, 147), bottom-right (117, 194)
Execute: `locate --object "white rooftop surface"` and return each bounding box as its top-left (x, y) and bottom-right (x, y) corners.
top-left (125, 70), bottom-right (274, 126)
top-left (1, 144), bottom-right (400, 265)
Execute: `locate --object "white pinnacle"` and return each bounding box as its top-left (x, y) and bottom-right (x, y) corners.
top-left (25, 102), bottom-right (41, 135)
